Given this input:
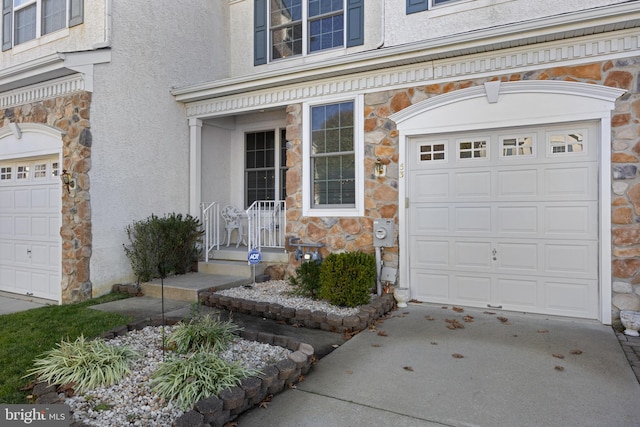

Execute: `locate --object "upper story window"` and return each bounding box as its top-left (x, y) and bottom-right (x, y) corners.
top-left (406, 0), bottom-right (457, 14)
top-left (2, 0), bottom-right (83, 51)
top-left (254, 0), bottom-right (364, 65)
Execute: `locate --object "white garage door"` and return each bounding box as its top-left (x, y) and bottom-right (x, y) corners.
top-left (408, 122), bottom-right (598, 319)
top-left (0, 156), bottom-right (61, 301)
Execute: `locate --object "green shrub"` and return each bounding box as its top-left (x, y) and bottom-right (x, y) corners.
top-left (167, 314), bottom-right (241, 354)
top-left (289, 260), bottom-right (322, 299)
top-left (123, 213), bottom-right (203, 283)
top-left (151, 352), bottom-right (258, 410)
top-left (25, 335), bottom-right (139, 392)
top-left (318, 251), bottom-right (376, 307)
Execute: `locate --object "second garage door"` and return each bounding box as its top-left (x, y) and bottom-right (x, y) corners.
top-left (0, 156), bottom-right (61, 301)
top-left (408, 121), bottom-right (598, 319)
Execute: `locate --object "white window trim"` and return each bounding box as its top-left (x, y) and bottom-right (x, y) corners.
top-left (302, 94), bottom-right (364, 217)
top-left (269, 0), bottom-right (347, 62)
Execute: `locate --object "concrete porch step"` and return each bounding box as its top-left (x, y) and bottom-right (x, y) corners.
top-left (140, 272), bottom-right (250, 302)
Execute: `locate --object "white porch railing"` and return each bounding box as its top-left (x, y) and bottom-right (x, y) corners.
top-left (246, 200), bottom-right (286, 251)
top-left (200, 201), bottom-right (220, 262)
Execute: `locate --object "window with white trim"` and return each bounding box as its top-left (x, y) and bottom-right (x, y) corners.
top-left (0, 166), bottom-right (11, 180)
top-left (2, 0), bottom-right (83, 51)
top-left (418, 141), bottom-right (446, 162)
top-left (407, 0), bottom-right (460, 14)
top-left (457, 137), bottom-right (488, 160)
top-left (254, 0), bottom-right (363, 65)
top-left (303, 97), bottom-right (363, 216)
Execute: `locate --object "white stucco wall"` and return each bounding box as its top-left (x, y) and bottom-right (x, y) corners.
top-left (89, 1), bottom-right (229, 294)
top-left (0, 0), bottom-right (108, 68)
top-left (383, 0), bottom-right (631, 46)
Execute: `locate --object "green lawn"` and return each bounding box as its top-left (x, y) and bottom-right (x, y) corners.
top-left (0, 293), bottom-right (133, 404)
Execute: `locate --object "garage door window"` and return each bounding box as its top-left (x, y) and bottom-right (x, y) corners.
top-left (548, 130), bottom-right (585, 154)
top-left (457, 138), bottom-right (488, 160)
top-left (500, 134), bottom-right (535, 158)
top-left (17, 165), bottom-right (29, 179)
top-left (419, 141), bottom-right (446, 162)
top-left (0, 166), bottom-right (11, 180)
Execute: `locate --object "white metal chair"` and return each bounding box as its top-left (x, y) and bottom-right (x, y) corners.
top-left (220, 205), bottom-right (245, 247)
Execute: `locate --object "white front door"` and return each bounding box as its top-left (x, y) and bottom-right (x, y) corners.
top-left (0, 156), bottom-right (61, 301)
top-left (408, 122), bottom-right (598, 318)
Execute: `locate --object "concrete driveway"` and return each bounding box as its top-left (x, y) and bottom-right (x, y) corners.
top-left (237, 303), bottom-right (640, 427)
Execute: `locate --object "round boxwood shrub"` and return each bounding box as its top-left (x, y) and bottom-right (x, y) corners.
top-left (318, 251), bottom-right (376, 307)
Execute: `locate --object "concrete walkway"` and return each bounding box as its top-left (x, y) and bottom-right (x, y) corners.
top-left (0, 291), bottom-right (52, 315)
top-left (237, 304), bottom-right (640, 427)
top-left (2, 292), bottom-right (639, 426)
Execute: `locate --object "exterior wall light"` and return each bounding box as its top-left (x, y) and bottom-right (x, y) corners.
top-left (60, 169), bottom-right (76, 194)
top-left (374, 157), bottom-right (386, 177)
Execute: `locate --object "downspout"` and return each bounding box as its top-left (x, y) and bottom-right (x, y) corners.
top-left (377, 0), bottom-right (385, 49)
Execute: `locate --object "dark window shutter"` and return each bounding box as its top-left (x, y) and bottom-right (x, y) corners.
top-left (254, 0), bottom-right (267, 65)
top-left (69, 0), bottom-right (84, 27)
top-left (407, 0), bottom-right (428, 14)
top-left (346, 0), bottom-right (364, 47)
top-left (2, 0), bottom-right (12, 51)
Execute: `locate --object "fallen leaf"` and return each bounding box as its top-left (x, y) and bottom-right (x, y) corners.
top-left (409, 299), bottom-right (424, 303)
top-left (483, 311), bottom-right (496, 315)
top-left (452, 353), bottom-right (464, 359)
top-left (223, 422), bottom-right (238, 427)
top-left (452, 306), bottom-right (464, 313)
top-left (371, 343), bottom-right (382, 348)
top-left (403, 366), bottom-right (414, 371)
top-left (497, 316), bottom-right (508, 323)
top-left (554, 366), bottom-right (565, 371)
top-left (288, 383), bottom-right (297, 389)
top-left (377, 330), bottom-right (388, 336)
top-left (537, 329), bottom-right (549, 333)
top-left (425, 315), bottom-right (434, 321)
top-left (332, 344), bottom-right (339, 348)
top-left (552, 353), bottom-right (565, 359)
top-left (463, 315), bottom-right (474, 322)
top-left (298, 375), bottom-right (306, 382)
top-left (570, 349), bottom-right (583, 355)
top-left (442, 306), bottom-right (449, 309)
top-left (259, 395), bottom-right (273, 409)
top-left (446, 325), bottom-right (456, 330)
top-left (512, 335), bottom-right (518, 338)
top-left (345, 370), bottom-right (353, 374)
top-left (430, 342), bottom-right (438, 345)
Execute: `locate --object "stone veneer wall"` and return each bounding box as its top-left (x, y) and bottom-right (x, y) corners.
top-left (0, 92), bottom-right (92, 303)
top-left (285, 57), bottom-right (640, 322)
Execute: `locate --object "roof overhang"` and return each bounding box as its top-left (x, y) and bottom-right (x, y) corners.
top-left (172, 1), bottom-right (640, 103)
top-left (0, 48), bottom-right (111, 93)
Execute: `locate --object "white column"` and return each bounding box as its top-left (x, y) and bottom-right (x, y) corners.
top-left (189, 118), bottom-right (202, 218)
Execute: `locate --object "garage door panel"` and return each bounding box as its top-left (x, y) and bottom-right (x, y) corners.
top-left (0, 216), bottom-right (12, 236)
top-left (411, 239), bottom-right (450, 268)
top-left (543, 163), bottom-right (596, 200)
top-left (14, 189), bottom-right (30, 208)
top-left (412, 172), bottom-right (449, 200)
top-left (0, 190), bottom-right (12, 208)
top-left (457, 275), bottom-right (491, 304)
top-left (455, 241), bottom-right (492, 270)
top-left (497, 206), bottom-right (538, 234)
top-left (455, 207), bottom-right (491, 233)
top-left (454, 171), bottom-right (491, 198)
top-left (545, 279), bottom-right (597, 317)
top-left (497, 277), bottom-right (538, 308)
top-left (497, 169), bottom-right (538, 197)
top-left (496, 242), bottom-right (537, 272)
top-left (545, 242), bottom-right (596, 276)
top-left (411, 270), bottom-right (450, 301)
top-left (544, 204), bottom-right (596, 238)
top-left (413, 206), bottom-right (449, 234)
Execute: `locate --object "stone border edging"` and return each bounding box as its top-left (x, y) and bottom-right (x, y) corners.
top-left (199, 291), bottom-right (396, 334)
top-left (32, 315), bottom-right (315, 427)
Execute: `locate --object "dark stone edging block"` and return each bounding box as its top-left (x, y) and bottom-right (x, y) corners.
top-left (199, 291), bottom-right (396, 334)
top-left (32, 316), bottom-right (316, 427)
